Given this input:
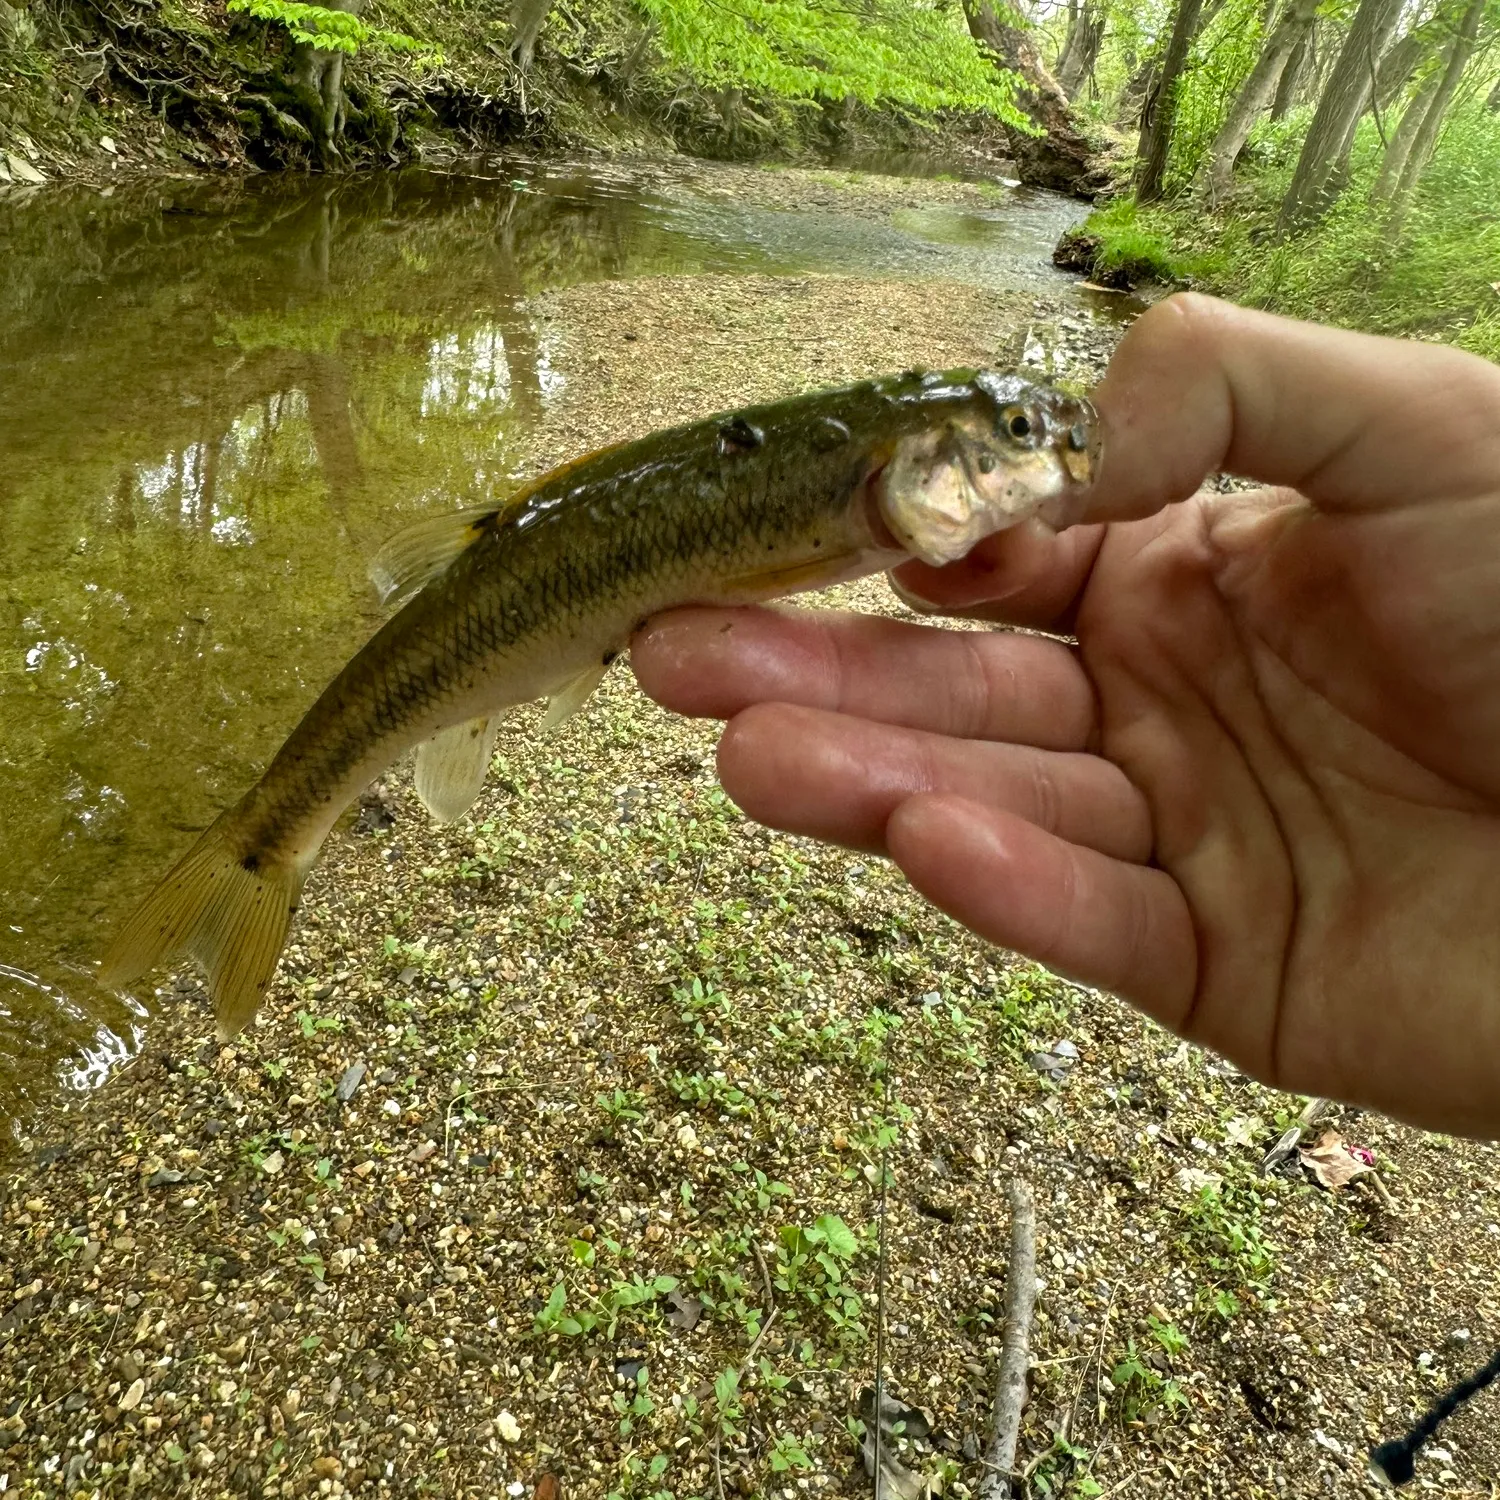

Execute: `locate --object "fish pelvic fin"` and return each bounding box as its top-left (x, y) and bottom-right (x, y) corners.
top-left (413, 712), bottom-right (507, 824)
top-left (539, 659), bottom-right (613, 734)
top-left (368, 505), bottom-right (502, 608)
top-left (100, 810), bottom-right (305, 1040)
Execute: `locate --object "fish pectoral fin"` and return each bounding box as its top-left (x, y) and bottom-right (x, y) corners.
top-left (722, 555), bottom-right (857, 598)
top-left (413, 712), bottom-right (508, 824)
top-left (368, 506), bottom-right (502, 608)
top-left (100, 807), bottom-right (305, 1041)
top-left (538, 659), bottom-right (613, 734)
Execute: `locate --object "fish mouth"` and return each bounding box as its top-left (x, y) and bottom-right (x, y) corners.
top-left (860, 454), bottom-right (908, 555)
top-left (1039, 393), bottom-right (1103, 529)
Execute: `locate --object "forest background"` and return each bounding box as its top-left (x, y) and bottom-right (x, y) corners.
top-left (1, 0), bottom-right (1498, 358)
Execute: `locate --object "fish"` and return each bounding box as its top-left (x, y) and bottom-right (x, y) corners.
top-left (100, 368), bottom-right (1101, 1037)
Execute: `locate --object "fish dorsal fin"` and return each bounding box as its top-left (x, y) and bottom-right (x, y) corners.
top-left (538, 658), bottom-right (613, 734)
top-left (368, 506), bottom-right (502, 609)
top-left (413, 712), bottom-right (508, 824)
top-left (369, 441), bottom-right (633, 609)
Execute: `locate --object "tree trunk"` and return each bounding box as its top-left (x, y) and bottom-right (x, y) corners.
top-left (1278, 0), bottom-right (1403, 226)
top-left (1120, 52), bottom-right (1155, 121)
top-left (1387, 0), bottom-right (1485, 210)
top-left (508, 0), bottom-right (552, 69)
top-left (1055, 0), bottom-right (1081, 80)
top-left (1201, 0), bottom-right (1317, 201)
top-left (962, 0), bottom-right (1100, 196)
top-left (1488, 73), bottom-right (1500, 111)
top-left (1270, 31), bottom-right (1309, 116)
top-left (1058, 0), bottom-right (1106, 97)
top-left (1136, 0), bottom-right (1208, 200)
top-left (1373, 21), bottom-right (1438, 112)
top-left (288, 0), bottom-right (364, 165)
top-left (1371, 70), bottom-right (1441, 197)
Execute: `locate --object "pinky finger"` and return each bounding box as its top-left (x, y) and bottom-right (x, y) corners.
top-left (886, 794), bottom-right (1199, 1031)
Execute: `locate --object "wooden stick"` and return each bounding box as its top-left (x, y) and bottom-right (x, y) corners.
top-left (979, 1178), bottom-right (1038, 1499)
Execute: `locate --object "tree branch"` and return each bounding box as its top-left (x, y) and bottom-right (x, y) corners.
top-left (979, 1178), bottom-right (1037, 1499)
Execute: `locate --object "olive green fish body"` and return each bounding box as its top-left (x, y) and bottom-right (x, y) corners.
top-left (102, 369), bottom-right (1100, 1036)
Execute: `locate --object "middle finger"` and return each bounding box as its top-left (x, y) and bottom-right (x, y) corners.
top-left (718, 702), bottom-right (1153, 861)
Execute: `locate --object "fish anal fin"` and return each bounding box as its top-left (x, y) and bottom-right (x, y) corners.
top-left (413, 712), bottom-right (507, 824)
top-left (539, 659), bottom-right (613, 734)
top-left (368, 506), bottom-right (502, 608)
top-left (100, 807), bottom-right (304, 1040)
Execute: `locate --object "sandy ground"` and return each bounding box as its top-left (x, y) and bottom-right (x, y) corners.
top-left (3, 265), bottom-right (1499, 1500)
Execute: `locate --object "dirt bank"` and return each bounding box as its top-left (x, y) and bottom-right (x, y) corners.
top-left (3, 273), bottom-right (1498, 1500)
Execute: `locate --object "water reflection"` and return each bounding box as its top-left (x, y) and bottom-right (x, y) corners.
top-left (0, 157), bottom-right (1103, 1139)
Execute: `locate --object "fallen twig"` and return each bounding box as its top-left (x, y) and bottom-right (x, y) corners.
top-left (979, 1178), bottom-right (1038, 1500)
top-left (751, 1239), bottom-right (776, 1317)
top-left (711, 1308), bottom-right (779, 1499)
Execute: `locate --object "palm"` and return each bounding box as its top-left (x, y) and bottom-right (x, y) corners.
top-left (633, 296), bottom-right (1500, 1137)
top-left (1076, 489), bottom-right (1500, 1132)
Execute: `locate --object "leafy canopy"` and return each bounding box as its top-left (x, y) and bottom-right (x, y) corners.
top-left (227, 0), bottom-right (434, 58)
top-left (635, 0), bottom-right (1026, 123)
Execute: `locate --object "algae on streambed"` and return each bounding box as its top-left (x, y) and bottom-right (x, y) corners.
top-left (4, 268), bottom-right (1500, 1499)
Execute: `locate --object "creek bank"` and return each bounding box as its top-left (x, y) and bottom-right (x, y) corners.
top-left (0, 0), bottom-right (1020, 193)
top-left (4, 270), bottom-right (1500, 1499)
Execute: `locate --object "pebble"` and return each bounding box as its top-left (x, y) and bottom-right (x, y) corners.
top-left (337, 1061), bottom-right (368, 1101)
top-left (496, 1409), bottom-right (521, 1443)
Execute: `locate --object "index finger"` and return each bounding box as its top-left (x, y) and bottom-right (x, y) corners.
top-left (1059, 291), bottom-right (1500, 525)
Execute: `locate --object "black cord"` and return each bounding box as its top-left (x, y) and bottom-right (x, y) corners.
top-left (1369, 1343), bottom-right (1500, 1486)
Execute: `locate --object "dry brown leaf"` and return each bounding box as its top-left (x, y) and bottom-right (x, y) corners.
top-left (1298, 1129), bottom-right (1374, 1191)
top-left (535, 1475), bottom-right (562, 1500)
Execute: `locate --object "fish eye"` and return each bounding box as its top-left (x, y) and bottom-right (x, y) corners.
top-left (1003, 407), bottom-right (1033, 442)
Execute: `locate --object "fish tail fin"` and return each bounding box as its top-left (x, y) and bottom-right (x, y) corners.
top-left (100, 809), bottom-right (305, 1040)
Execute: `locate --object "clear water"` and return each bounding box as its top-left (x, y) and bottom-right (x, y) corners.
top-left (0, 154), bottom-right (1111, 1134)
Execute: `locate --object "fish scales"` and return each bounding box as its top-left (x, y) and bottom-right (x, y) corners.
top-left (102, 368), bottom-right (1101, 1037)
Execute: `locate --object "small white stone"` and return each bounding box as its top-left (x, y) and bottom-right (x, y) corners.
top-left (675, 1123), bottom-right (698, 1149)
top-left (119, 1378), bottom-right (145, 1412)
top-left (260, 1151), bottom-right (284, 1176)
top-left (496, 1409), bottom-right (521, 1443)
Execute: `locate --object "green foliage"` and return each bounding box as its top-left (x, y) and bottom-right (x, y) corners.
top-left (1166, 0), bottom-right (1267, 186)
top-left (1120, 103), bottom-right (1500, 362)
top-left (227, 0), bottom-right (435, 58)
top-left (634, 0), bottom-right (1027, 122)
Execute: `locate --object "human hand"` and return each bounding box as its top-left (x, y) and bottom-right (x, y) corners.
top-left (631, 294), bottom-right (1500, 1137)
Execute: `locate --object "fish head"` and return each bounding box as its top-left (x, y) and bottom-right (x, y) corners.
top-left (875, 372), bottom-right (1102, 567)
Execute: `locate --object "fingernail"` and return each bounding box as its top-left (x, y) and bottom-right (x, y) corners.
top-left (887, 572), bottom-right (939, 613)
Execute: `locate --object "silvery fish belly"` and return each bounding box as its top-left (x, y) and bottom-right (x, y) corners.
top-left (101, 368), bottom-right (1101, 1037)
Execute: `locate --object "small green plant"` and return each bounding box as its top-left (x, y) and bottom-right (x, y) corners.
top-left (1179, 1180), bottom-right (1278, 1319)
top-left (596, 1088), bottom-right (648, 1130)
top-left (1108, 1337), bottom-right (1190, 1425)
top-left (775, 1214), bottom-right (865, 1340)
top-left (767, 1431), bottom-right (813, 1472)
top-left (1029, 1432), bottom-right (1103, 1497)
top-left (612, 1366), bottom-right (656, 1438)
top-left (532, 1273), bottom-right (680, 1340)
